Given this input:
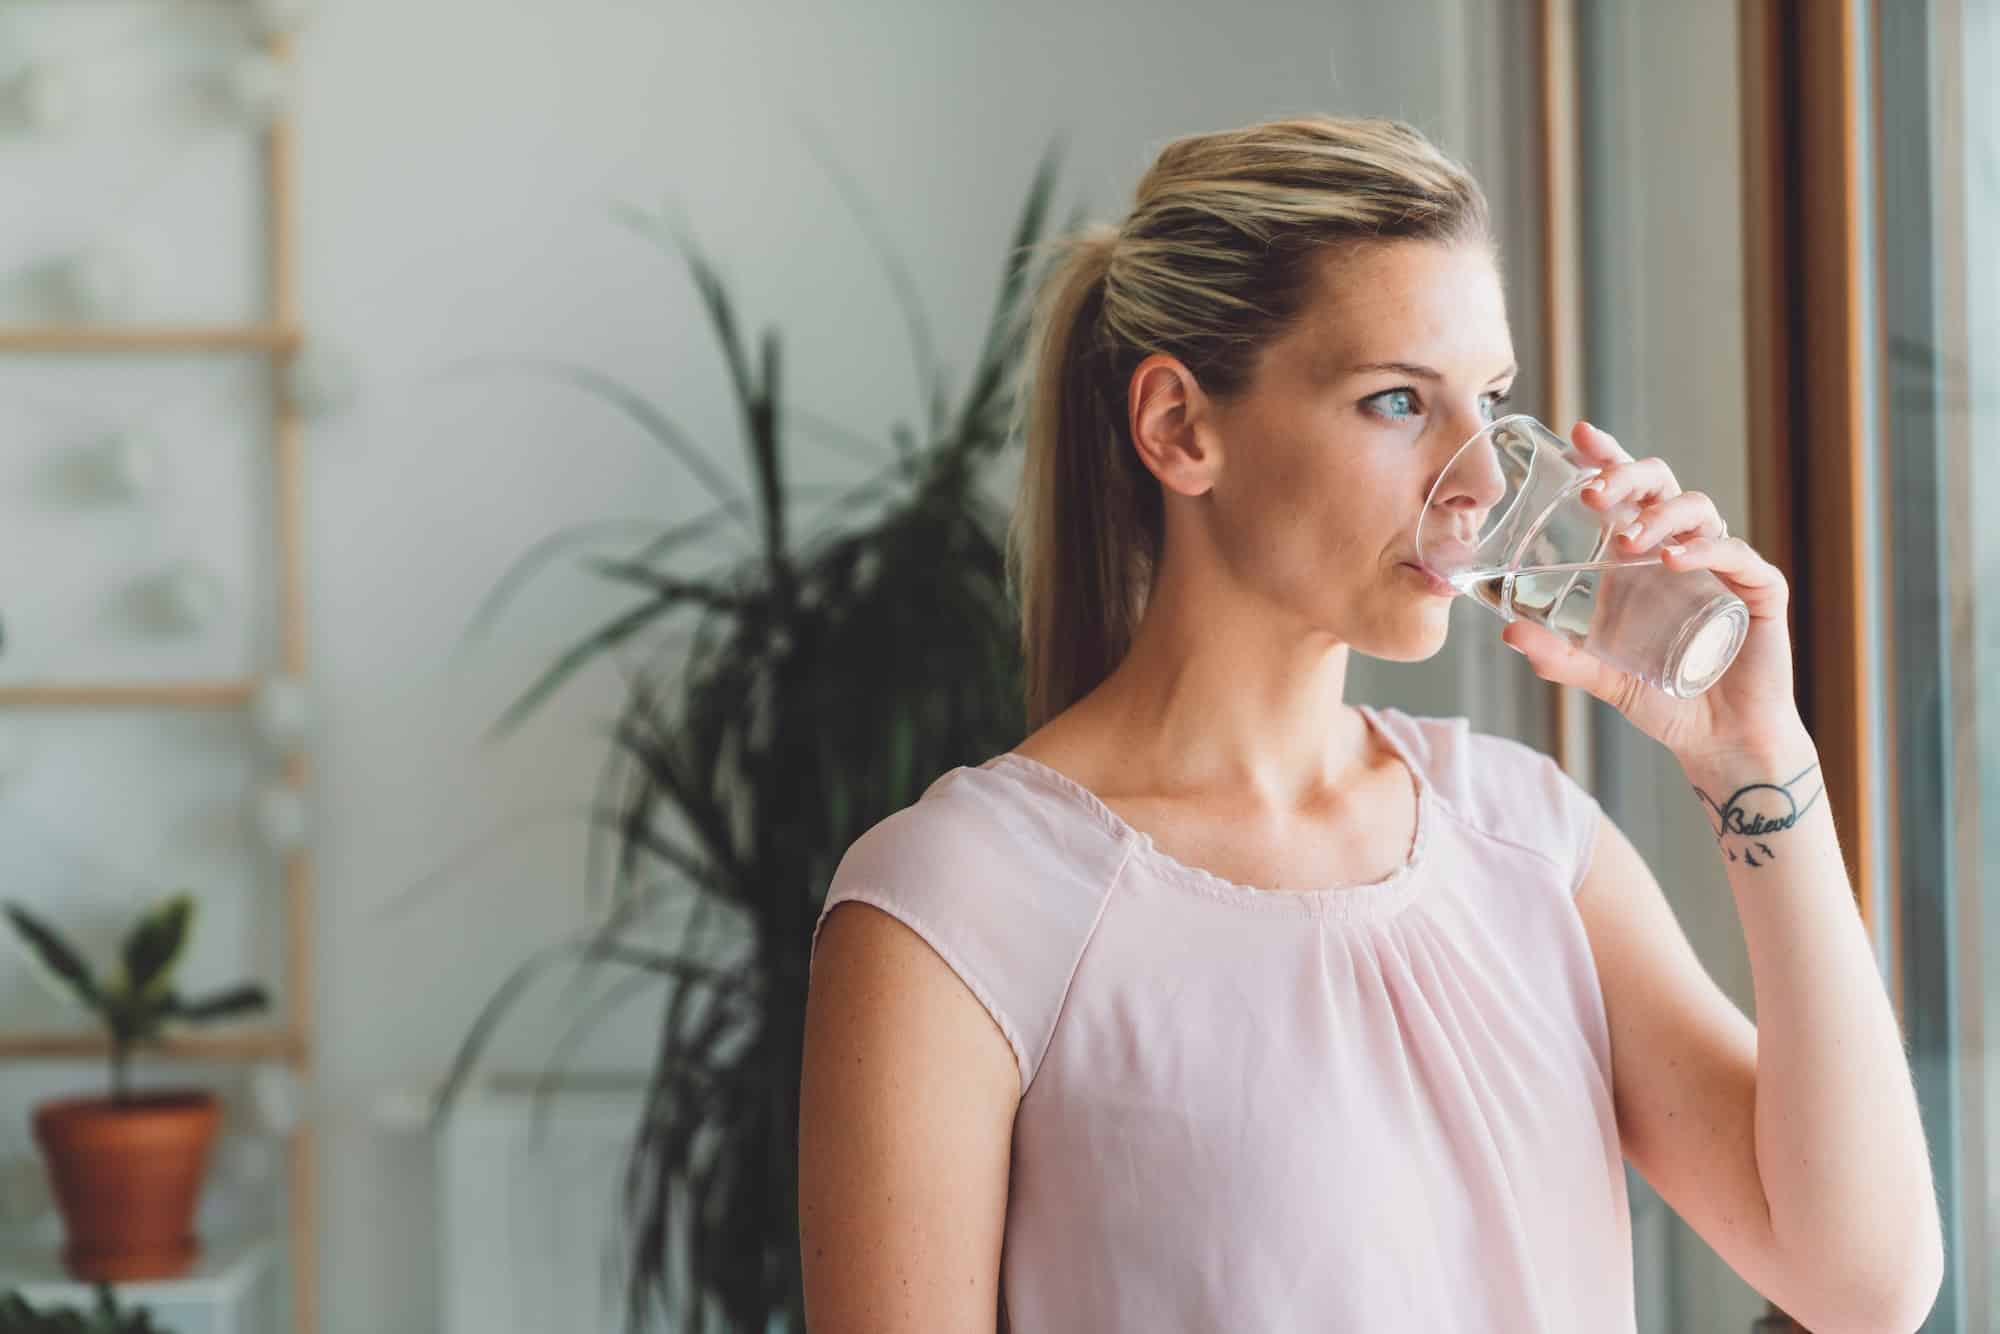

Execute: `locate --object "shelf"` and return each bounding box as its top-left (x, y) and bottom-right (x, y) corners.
top-left (0, 681), bottom-right (259, 710)
top-left (0, 1029), bottom-right (306, 1065)
top-left (0, 326), bottom-right (302, 356)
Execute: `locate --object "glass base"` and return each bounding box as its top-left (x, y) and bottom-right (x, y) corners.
top-left (1663, 593), bottom-right (1750, 698)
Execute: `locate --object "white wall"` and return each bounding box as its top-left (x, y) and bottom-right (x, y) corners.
top-left (7, 1), bottom-right (1574, 1329)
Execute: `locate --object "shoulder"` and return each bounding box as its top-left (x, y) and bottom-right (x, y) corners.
top-left (825, 761), bottom-right (1131, 914)
top-left (1368, 704), bottom-right (1603, 895)
top-left (810, 760), bottom-right (1125, 1093)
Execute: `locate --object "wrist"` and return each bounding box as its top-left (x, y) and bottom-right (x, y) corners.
top-left (1676, 718), bottom-right (1819, 792)
top-left (1678, 724), bottom-right (1827, 851)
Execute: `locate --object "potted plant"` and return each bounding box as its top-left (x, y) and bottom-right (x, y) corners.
top-left (3, 895), bottom-right (269, 1282)
top-left (0, 1284), bottom-right (172, 1333)
top-left (434, 138), bottom-right (1069, 1331)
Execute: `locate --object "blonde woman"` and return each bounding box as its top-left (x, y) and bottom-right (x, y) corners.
top-left (797, 115), bottom-right (1940, 1333)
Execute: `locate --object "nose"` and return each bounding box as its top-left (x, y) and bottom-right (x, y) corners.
top-left (1430, 411), bottom-right (1509, 520)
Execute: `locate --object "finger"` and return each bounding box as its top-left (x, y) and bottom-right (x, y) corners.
top-left (1501, 619), bottom-right (1634, 705)
top-left (1578, 456), bottom-right (1682, 518)
top-left (1661, 536), bottom-right (1790, 618)
top-left (1570, 420), bottom-right (1632, 464)
top-left (1615, 490), bottom-right (1726, 553)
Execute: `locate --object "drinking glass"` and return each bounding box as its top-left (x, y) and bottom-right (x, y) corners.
top-left (1416, 414), bottom-right (1749, 699)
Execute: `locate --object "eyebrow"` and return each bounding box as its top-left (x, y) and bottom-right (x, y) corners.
top-left (1344, 360), bottom-right (1519, 383)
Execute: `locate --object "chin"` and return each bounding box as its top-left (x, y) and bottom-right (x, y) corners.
top-left (1350, 601), bottom-right (1454, 663)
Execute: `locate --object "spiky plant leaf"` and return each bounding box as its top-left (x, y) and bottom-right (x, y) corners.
top-left (2, 902), bottom-right (99, 1013)
top-left (120, 895), bottom-right (193, 1000)
top-left (166, 984), bottom-right (270, 1024)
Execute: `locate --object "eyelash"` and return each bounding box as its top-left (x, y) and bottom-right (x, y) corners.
top-left (1361, 386), bottom-right (1514, 422)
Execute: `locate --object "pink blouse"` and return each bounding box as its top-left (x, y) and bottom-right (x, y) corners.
top-left (809, 703), bottom-right (1634, 1332)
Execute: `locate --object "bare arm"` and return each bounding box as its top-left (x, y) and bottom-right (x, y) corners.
top-left (1689, 739), bottom-right (1940, 1329)
top-left (1508, 424), bottom-right (1942, 1331)
top-left (798, 901), bottom-right (1021, 1333)
top-left (1577, 735), bottom-right (1943, 1333)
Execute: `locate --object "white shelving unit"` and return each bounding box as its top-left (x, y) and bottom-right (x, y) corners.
top-left (0, 22), bottom-right (320, 1334)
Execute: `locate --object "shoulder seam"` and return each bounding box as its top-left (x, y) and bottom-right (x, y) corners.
top-left (1022, 832), bottom-right (1138, 1099)
top-left (1376, 708), bottom-right (1585, 889)
top-left (1430, 777), bottom-right (1571, 879)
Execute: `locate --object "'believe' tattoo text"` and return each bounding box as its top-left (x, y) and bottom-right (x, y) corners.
top-left (1692, 762), bottom-right (1825, 867)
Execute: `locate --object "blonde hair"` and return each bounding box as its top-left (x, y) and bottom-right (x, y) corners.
top-left (1005, 115), bottom-right (1491, 730)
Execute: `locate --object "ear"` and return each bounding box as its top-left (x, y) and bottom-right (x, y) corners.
top-left (1127, 353), bottom-right (1218, 498)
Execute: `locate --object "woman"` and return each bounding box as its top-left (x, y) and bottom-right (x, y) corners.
top-left (797, 115), bottom-right (1941, 1333)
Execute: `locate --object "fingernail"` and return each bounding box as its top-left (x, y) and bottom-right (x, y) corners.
top-left (1619, 522), bottom-right (1644, 543)
top-left (1662, 543), bottom-right (1685, 556)
top-left (1582, 478), bottom-right (1605, 495)
top-left (1504, 638), bottom-right (1526, 654)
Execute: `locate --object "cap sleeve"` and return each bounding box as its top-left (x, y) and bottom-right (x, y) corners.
top-left (1545, 754), bottom-right (1605, 897)
top-left (1370, 705), bottom-right (1605, 898)
top-left (809, 766), bottom-right (1120, 1094)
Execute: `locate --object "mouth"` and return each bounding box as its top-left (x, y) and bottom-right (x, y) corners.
top-left (1399, 561), bottom-right (1461, 598)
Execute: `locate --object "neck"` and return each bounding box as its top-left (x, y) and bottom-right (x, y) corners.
top-left (1072, 553), bottom-right (1368, 810)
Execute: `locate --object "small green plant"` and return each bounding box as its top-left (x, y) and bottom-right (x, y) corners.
top-left (3, 894), bottom-right (270, 1102)
top-left (0, 1284), bottom-right (173, 1333)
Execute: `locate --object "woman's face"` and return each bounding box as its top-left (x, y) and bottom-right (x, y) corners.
top-left (1183, 238), bottom-right (1516, 662)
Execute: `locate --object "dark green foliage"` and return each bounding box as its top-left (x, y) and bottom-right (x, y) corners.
top-left (439, 140), bottom-right (1076, 1331)
top-left (0, 1284), bottom-right (174, 1333)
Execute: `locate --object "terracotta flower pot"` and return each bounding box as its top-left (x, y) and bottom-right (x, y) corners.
top-left (32, 1090), bottom-right (221, 1281)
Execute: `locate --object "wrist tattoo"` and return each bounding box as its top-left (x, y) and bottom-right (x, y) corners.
top-left (1692, 762), bottom-right (1825, 867)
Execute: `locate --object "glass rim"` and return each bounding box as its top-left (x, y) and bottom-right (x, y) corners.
top-left (1414, 411), bottom-right (1558, 573)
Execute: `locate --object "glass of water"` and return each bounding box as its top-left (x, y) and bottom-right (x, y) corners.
top-left (1416, 414), bottom-right (1750, 699)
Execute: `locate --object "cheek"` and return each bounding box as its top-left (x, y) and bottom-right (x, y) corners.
top-left (1209, 406), bottom-right (1417, 576)
top-left (1223, 455), bottom-right (1399, 588)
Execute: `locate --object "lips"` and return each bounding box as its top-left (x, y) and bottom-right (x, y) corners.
top-left (1400, 561), bottom-right (1460, 597)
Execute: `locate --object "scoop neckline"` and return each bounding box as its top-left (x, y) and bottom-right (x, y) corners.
top-left (979, 703), bottom-right (1431, 920)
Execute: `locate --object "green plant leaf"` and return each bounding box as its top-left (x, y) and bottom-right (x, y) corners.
top-left (166, 983), bottom-right (270, 1024)
top-left (747, 326), bottom-right (788, 569)
top-left (429, 933), bottom-right (741, 1132)
top-left (484, 593), bottom-right (692, 742)
top-left (455, 513), bottom-right (741, 653)
top-left (608, 205), bottom-right (760, 447)
top-left (577, 560), bottom-right (751, 613)
top-left (957, 137), bottom-right (1067, 446)
top-left (789, 110), bottom-right (944, 439)
top-left (2, 902), bottom-right (99, 1011)
top-left (432, 355), bottom-right (756, 532)
top-left (120, 895), bottom-right (193, 1000)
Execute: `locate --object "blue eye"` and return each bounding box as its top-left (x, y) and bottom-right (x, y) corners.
top-left (1480, 388), bottom-right (1514, 422)
top-left (1363, 388), bottom-right (1421, 420)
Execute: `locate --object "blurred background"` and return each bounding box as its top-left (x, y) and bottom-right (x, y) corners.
top-left (0, 0), bottom-right (1989, 1331)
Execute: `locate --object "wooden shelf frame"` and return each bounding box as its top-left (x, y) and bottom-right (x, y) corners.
top-left (0, 681), bottom-right (261, 709)
top-left (0, 326), bottom-right (301, 355)
top-left (0, 29), bottom-right (319, 1334)
top-left (0, 1029), bottom-right (305, 1064)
